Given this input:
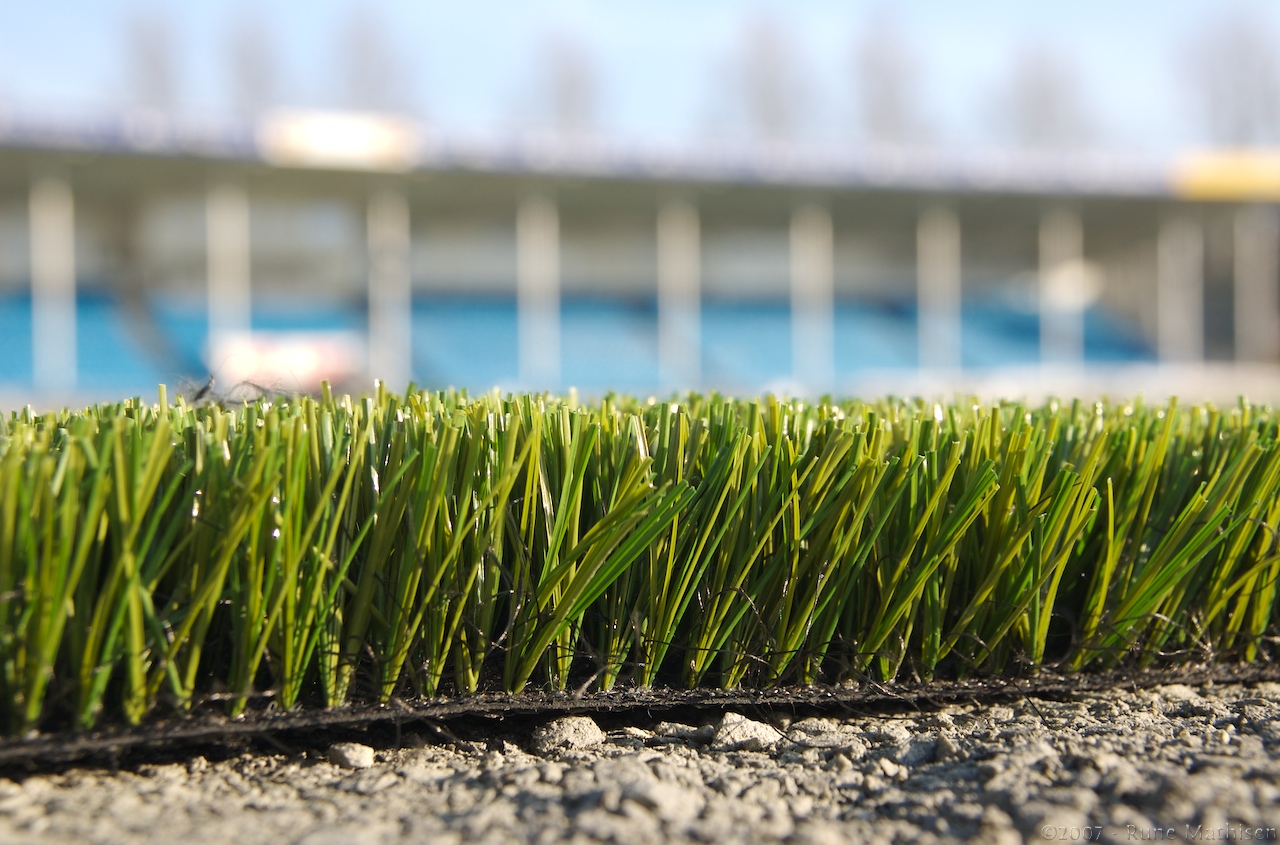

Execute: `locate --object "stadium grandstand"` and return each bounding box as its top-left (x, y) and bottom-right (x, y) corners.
top-left (0, 109), bottom-right (1278, 409)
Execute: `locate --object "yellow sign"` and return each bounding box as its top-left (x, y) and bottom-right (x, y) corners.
top-left (1173, 151), bottom-right (1280, 201)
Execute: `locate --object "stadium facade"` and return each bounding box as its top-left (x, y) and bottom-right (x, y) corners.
top-left (0, 110), bottom-right (1277, 407)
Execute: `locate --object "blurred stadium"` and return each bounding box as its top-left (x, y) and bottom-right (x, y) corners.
top-left (1, 2), bottom-right (1279, 408)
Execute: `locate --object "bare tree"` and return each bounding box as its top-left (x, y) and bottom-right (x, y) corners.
top-left (335, 7), bottom-right (415, 114)
top-left (711, 14), bottom-right (810, 143)
top-left (853, 13), bottom-right (928, 146)
top-left (227, 13), bottom-right (276, 119)
top-left (1184, 8), bottom-right (1280, 145)
top-left (124, 11), bottom-right (179, 114)
top-left (991, 43), bottom-right (1095, 150)
top-left (534, 33), bottom-right (598, 137)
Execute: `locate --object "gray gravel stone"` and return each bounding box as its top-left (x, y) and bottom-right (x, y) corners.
top-left (709, 712), bottom-right (783, 752)
top-left (328, 742), bottom-right (375, 770)
top-left (895, 736), bottom-right (937, 766)
top-left (4, 683), bottom-right (1280, 844)
top-left (655, 721), bottom-right (715, 743)
top-left (532, 715), bottom-right (606, 753)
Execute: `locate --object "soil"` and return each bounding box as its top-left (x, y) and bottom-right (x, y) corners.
top-left (2, 680), bottom-right (1279, 844)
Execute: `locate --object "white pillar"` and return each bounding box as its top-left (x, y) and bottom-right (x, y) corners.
top-left (30, 177), bottom-right (77, 392)
top-left (517, 196), bottom-right (560, 389)
top-left (367, 191), bottom-right (412, 389)
top-left (1039, 209), bottom-right (1085, 368)
top-left (1157, 217), bottom-right (1204, 364)
top-left (206, 184), bottom-right (251, 365)
top-left (790, 205), bottom-right (834, 391)
top-left (1234, 206), bottom-right (1280, 362)
top-left (657, 200), bottom-right (701, 389)
top-left (917, 207), bottom-right (961, 370)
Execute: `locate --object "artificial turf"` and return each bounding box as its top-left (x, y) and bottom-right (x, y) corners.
top-left (2, 384), bottom-right (1278, 735)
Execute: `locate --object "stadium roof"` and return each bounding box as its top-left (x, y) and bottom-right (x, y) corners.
top-left (0, 109), bottom-right (1276, 201)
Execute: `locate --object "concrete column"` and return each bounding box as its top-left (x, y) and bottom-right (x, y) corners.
top-left (517, 196), bottom-right (559, 389)
top-left (657, 200), bottom-right (701, 389)
top-left (30, 177), bottom-right (77, 391)
top-left (206, 184), bottom-right (251, 364)
top-left (1039, 209), bottom-right (1085, 368)
top-left (1157, 217), bottom-right (1204, 364)
top-left (917, 207), bottom-right (961, 370)
top-left (790, 205), bottom-right (834, 391)
top-left (367, 191), bottom-right (412, 389)
top-left (1233, 206), bottom-right (1280, 362)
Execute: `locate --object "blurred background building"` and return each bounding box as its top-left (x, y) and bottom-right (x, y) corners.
top-left (2, 1), bottom-right (1280, 408)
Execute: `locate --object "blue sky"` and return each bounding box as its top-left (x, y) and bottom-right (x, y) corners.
top-left (0, 1), bottom-right (1275, 154)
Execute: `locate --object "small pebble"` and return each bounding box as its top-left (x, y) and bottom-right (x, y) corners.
top-left (329, 742), bottom-right (375, 770)
top-left (532, 716), bottom-right (606, 753)
top-left (710, 712), bottom-right (784, 752)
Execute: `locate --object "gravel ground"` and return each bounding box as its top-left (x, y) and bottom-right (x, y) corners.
top-left (2, 682), bottom-right (1279, 844)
